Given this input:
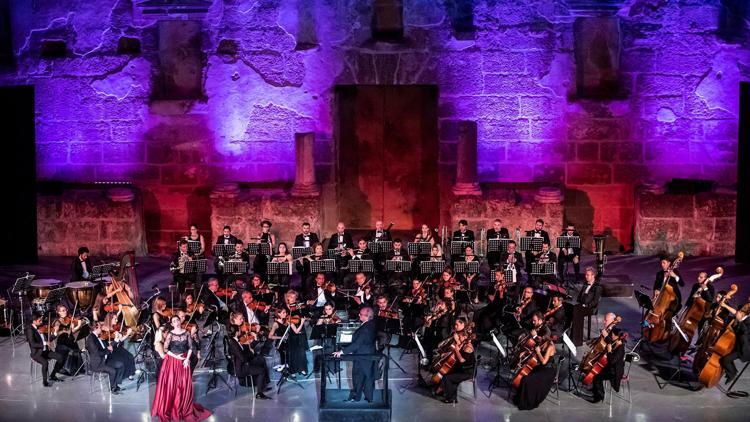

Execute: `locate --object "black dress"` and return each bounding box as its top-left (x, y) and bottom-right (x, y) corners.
top-left (440, 348), bottom-right (475, 402)
top-left (515, 354), bottom-right (556, 410)
top-left (287, 321), bottom-right (309, 374)
top-left (54, 319), bottom-right (81, 375)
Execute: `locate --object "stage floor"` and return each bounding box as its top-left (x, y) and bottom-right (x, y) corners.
top-left (1, 254), bottom-right (750, 421)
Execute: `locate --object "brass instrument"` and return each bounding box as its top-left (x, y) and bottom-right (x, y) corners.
top-left (171, 252), bottom-right (192, 274)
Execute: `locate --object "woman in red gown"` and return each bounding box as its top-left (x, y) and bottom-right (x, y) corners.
top-left (151, 315), bottom-right (211, 422)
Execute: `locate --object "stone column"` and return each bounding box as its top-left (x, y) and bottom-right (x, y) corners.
top-left (452, 120), bottom-right (482, 196)
top-left (291, 132), bottom-right (321, 197)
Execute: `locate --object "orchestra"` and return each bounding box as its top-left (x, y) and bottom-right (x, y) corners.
top-left (18, 217), bottom-right (750, 416)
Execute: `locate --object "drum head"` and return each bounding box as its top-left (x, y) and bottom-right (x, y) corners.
top-left (31, 279), bottom-right (61, 287)
top-left (66, 281), bottom-right (96, 289)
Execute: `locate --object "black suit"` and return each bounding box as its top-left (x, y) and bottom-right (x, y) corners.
top-left (545, 306), bottom-right (566, 340)
top-left (228, 337), bottom-right (268, 390)
top-left (85, 333), bottom-right (124, 389)
top-left (685, 283), bottom-right (715, 310)
top-left (365, 230), bottom-right (392, 242)
top-left (577, 283), bottom-right (603, 309)
top-left (342, 319), bottom-right (378, 401)
top-left (653, 269), bottom-right (685, 312)
top-left (720, 317), bottom-right (750, 379)
top-left (294, 233), bottom-right (320, 248)
top-left (26, 325), bottom-right (65, 383)
top-left (557, 232), bottom-right (582, 279)
top-left (592, 339), bottom-right (625, 402)
top-left (215, 234), bottom-right (240, 246)
top-left (328, 232), bottom-right (354, 250)
top-left (526, 229), bottom-right (550, 243)
top-left (452, 230), bottom-right (475, 242)
top-left (71, 257), bottom-right (93, 281)
top-left (486, 227), bottom-right (510, 269)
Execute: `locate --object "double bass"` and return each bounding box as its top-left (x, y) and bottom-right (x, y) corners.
top-left (579, 315), bottom-right (622, 374)
top-left (644, 251), bottom-right (684, 343)
top-left (109, 252), bottom-right (140, 328)
top-left (668, 267), bottom-right (724, 354)
top-left (692, 284), bottom-right (739, 388)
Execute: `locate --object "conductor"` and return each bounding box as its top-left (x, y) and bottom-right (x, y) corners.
top-left (333, 306), bottom-right (378, 402)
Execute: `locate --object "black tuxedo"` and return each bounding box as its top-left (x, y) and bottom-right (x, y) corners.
top-left (307, 287), bottom-right (336, 308)
top-left (385, 248), bottom-right (410, 261)
top-left (227, 337), bottom-right (268, 390)
top-left (653, 269), bottom-right (685, 312)
top-left (525, 229), bottom-right (550, 243)
top-left (500, 251), bottom-right (524, 275)
top-left (685, 283), bottom-right (715, 310)
top-left (294, 233), bottom-right (320, 248)
top-left (487, 227), bottom-right (510, 239)
top-left (592, 339), bottom-right (625, 401)
top-left (215, 234), bottom-right (240, 246)
top-left (342, 319), bottom-right (378, 401)
top-left (26, 325), bottom-right (65, 383)
top-left (328, 232), bottom-right (354, 250)
top-left (557, 232), bottom-right (582, 279)
top-left (71, 257), bottom-right (93, 281)
top-left (545, 306), bottom-right (566, 340)
top-left (577, 283), bottom-right (603, 309)
top-left (452, 230), bottom-right (475, 242)
top-left (366, 229), bottom-right (392, 243)
top-left (486, 227), bottom-right (510, 269)
top-left (85, 333), bottom-right (124, 388)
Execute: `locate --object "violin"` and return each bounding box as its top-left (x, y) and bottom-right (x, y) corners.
top-left (237, 322), bottom-right (265, 344)
top-left (249, 300), bottom-right (271, 313)
top-left (215, 287), bottom-right (236, 298)
top-left (318, 314), bottom-right (341, 324)
top-left (287, 315), bottom-right (304, 325)
top-left (514, 297), bottom-right (531, 321)
top-left (287, 302), bottom-right (307, 312)
top-left (325, 281), bottom-right (337, 292)
top-left (378, 308), bottom-right (399, 319)
top-left (403, 287), bottom-right (426, 304)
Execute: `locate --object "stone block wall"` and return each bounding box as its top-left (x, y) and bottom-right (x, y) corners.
top-left (37, 187), bottom-right (147, 256)
top-left (209, 185), bottom-right (322, 255)
top-left (634, 188), bottom-right (736, 256)
top-left (0, 1), bottom-right (745, 255)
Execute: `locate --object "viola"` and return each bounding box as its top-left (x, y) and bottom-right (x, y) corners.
top-left (215, 287), bottom-right (236, 298)
top-left (581, 334), bottom-right (628, 385)
top-left (249, 300), bottom-right (271, 313)
top-left (378, 308), bottom-right (399, 319)
top-left (325, 281), bottom-right (337, 293)
top-left (288, 315), bottom-right (304, 325)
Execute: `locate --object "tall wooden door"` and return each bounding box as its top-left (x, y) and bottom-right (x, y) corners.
top-left (336, 85), bottom-right (439, 230)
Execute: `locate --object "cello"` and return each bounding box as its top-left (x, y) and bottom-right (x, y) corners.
top-left (579, 315), bottom-right (622, 374)
top-left (581, 332), bottom-right (628, 385)
top-left (668, 267), bottom-right (723, 354)
top-left (109, 252), bottom-right (140, 328)
top-left (644, 251), bottom-right (684, 343)
top-left (511, 336), bottom-right (553, 388)
top-left (693, 285), bottom-right (739, 388)
top-left (430, 324), bottom-right (476, 385)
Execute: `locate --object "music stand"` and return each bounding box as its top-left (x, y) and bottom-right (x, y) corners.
top-left (454, 261), bottom-right (480, 275)
top-left (488, 238), bottom-right (511, 254)
top-left (562, 331), bottom-right (580, 393)
top-left (487, 329), bottom-right (512, 397)
top-left (223, 260), bottom-right (248, 275)
top-left (407, 242), bottom-right (432, 256)
top-left (247, 243), bottom-right (272, 256)
top-left (311, 323), bottom-right (338, 377)
top-left (91, 263), bottom-right (117, 280)
top-left (292, 246), bottom-right (312, 259)
top-left (184, 259), bottom-right (208, 288)
top-left (632, 290), bottom-right (654, 352)
top-left (520, 237), bottom-right (543, 252)
top-left (531, 262), bottom-right (556, 276)
top-left (420, 261), bottom-right (446, 275)
top-left (385, 260), bottom-right (411, 273)
top-left (368, 241), bottom-right (392, 254)
top-left (348, 260), bottom-right (374, 274)
top-left (503, 269), bottom-right (517, 284)
top-left (43, 287), bottom-right (67, 313)
top-left (311, 259), bottom-right (337, 273)
top-left (450, 241), bottom-right (474, 256)
top-left (326, 248), bottom-right (344, 259)
top-left (10, 274), bottom-right (34, 340)
top-left (212, 244), bottom-right (234, 257)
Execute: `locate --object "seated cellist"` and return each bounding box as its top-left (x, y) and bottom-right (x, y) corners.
top-left (431, 318), bottom-right (475, 404)
top-left (590, 327), bottom-right (626, 403)
top-left (719, 302), bottom-right (750, 384)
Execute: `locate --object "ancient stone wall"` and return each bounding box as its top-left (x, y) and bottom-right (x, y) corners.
top-left (0, 1), bottom-right (745, 255)
top-left (634, 188), bottom-right (736, 256)
top-left (37, 187), bottom-right (146, 256)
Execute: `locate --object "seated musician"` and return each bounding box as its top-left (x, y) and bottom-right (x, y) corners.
top-left (202, 277), bottom-right (235, 315)
top-left (352, 272), bottom-right (374, 308)
top-left (486, 219), bottom-right (510, 270)
top-left (418, 224), bottom-right (440, 255)
top-left (439, 266), bottom-right (458, 289)
top-left (386, 238), bottom-right (409, 261)
top-left (433, 318), bottom-right (476, 404)
top-left (294, 221), bottom-right (319, 249)
top-left (328, 221), bottom-right (353, 251)
top-left (171, 240), bottom-right (195, 284)
top-left (152, 297), bottom-right (170, 331)
top-left (401, 279), bottom-right (427, 333)
top-left (222, 240), bottom-right (250, 273)
top-left (101, 312), bottom-right (137, 380)
top-left (474, 270), bottom-right (509, 338)
top-left (92, 290), bottom-right (113, 323)
top-left (216, 225), bottom-right (240, 245)
top-left (27, 311), bottom-right (66, 386)
top-left (557, 224), bottom-right (581, 281)
top-left (366, 220), bottom-right (392, 242)
top-left (71, 246), bottom-right (92, 281)
top-left (429, 245), bottom-right (443, 261)
top-left (685, 271), bottom-right (717, 311)
top-left (86, 322), bottom-right (125, 393)
top-left (423, 299), bottom-right (455, 360)
top-left (530, 241), bottom-right (557, 288)
top-left (315, 302), bottom-right (341, 374)
top-left (233, 289), bottom-right (263, 326)
top-left (451, 219), bottom-right (474, 262)
top-left (590, 327), bottom-right (627, 403)
top-left (348, 238), bottom-right (373, 260)
top-left (300, 242), bottom-right (326, 295)
top-left (458, 245), bottom-right (481, 303)
top-left (252, 220), bottom-right (276, 279)
top-left (375, 295), bottom-right (399, 348)
top-left (544, 293), bottom-right (566, 342)
top-left (271, 242), bottom-right (293, 285)
top-left (500, 240), bottom-right (524, 284)
top-left (307, 273), bottom-right (336, 316)
top-left (719, 302), bottom-right (750, 384)
top-left (385, 238), bottom-right (410, 294)
top-left (653, 254), bottom-right (685, 315)
top-left (52, 304), bottom-right (84, 374)
top-left (513, 319), bottom-right (556, 410)
top-left (227, 325), bottom-right (271, 399)
top-left (507, 287), bottom-right (538, 340)
top-left (184, 223), bottom-right (206, 256)
top-left (524, 219), bottom-right (550, 273)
